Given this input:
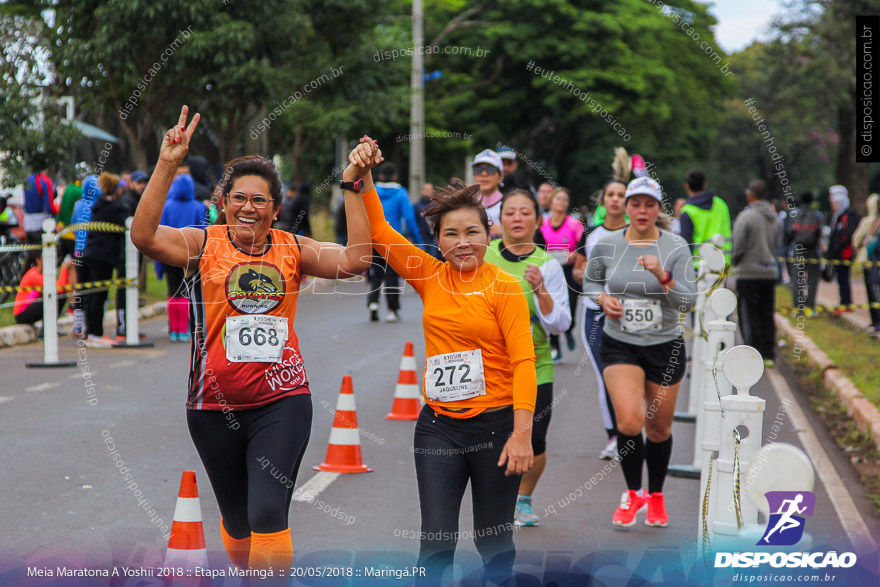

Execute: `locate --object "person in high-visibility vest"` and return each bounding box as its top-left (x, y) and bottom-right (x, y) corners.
top-left (679, 169), bottom-right (732, 265)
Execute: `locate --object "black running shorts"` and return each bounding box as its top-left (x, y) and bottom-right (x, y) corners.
top-left (599, 334), bottom-right (687, 385)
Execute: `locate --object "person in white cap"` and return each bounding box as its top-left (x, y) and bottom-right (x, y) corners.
top-left (472, 149), bottom-right (504, 238)
top-left (582, 176), bottom-right (697, 529)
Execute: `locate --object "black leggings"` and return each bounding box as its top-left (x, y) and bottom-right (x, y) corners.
top-left (79, 258), bottom-right (115, 337)
top-left (186, 394), bottom-right (312, 538)
top-left (413, 405), bottom-right (520, 584)
top-left (531, 382), bottom-right (553, 456)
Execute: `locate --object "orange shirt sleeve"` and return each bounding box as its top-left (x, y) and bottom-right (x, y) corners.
top-left (363, 188), bottom-right (441, 294)
top-left (491, 268), bottom-right (537, 412)
top-left (14, 268), bottom-right (44, 315)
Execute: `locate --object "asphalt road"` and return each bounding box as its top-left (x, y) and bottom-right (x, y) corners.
top-left (0, 278), bottom-right (877, 585)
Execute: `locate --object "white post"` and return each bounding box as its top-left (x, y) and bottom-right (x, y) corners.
top-left (114, 217), bottom-right (153, 348)
top-left (125, 217), bottom-right (139, 345)
top-left (686, 287), bottom-right (708, 416)
top-left (692, 288), bottom-right (737, 470)
top-left (710, 346), bottom-right (766, 554)
top-left (26, 218), bottom-right (76, 367)
top-left (41, 217), bottom-right (59, 364)
top-left (695, 312), bottom-right (737, 544)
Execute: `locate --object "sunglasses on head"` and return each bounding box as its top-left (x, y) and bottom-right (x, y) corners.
top-left (472, 164), bottom-right (498, 176)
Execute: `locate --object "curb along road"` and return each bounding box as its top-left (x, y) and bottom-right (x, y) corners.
top-left (775, 312), bottom-right (880, 453)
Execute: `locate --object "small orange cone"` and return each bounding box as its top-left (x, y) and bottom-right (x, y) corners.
top-left (314, 375), bottom-right (373, 473)
top-left (386, 342), bottom-right (421, 420)
top-left (164, 470), bottom-right (209, 569)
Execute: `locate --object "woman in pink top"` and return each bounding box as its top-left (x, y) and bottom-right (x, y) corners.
top-left (540, 187), bottom-right (584, 361)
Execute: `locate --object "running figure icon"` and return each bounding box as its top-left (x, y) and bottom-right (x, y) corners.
top-left (763, 493), bottom-right (808, 543)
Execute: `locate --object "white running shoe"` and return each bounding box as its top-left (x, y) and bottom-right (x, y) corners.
top-left (84, 334), bottom-right (115, 348)
top-left (368, 302), bottom-right (379, 322)
top-left (514, 499), bottom-right (540, 527)
top-left (386, 310), bottom-right (401, 323)
top-left (600, 436), bottom-right (618, 460)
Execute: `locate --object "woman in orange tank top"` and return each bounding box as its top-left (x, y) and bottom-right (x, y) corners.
top-left (131, 107), bottom-right (382, 572)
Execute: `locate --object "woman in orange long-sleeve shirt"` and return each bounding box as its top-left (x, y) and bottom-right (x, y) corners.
top-left (351, 139), bottom-right (536, 584)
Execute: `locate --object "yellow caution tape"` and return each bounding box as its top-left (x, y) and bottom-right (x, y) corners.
top-left (0, 277), bottom-right (136, 294)
top-left (55, 221), bottom-right (126, 238)
top-left (733, 429), bottom-right (743, 530)
top-left (0, 243), bottom-right (42, 253)
top-left (701, 455), bottom-right (713, 564)
top-left (777, 302), bottom-right (880, 316)
top-left (777, 256), bottom-right (880, 269)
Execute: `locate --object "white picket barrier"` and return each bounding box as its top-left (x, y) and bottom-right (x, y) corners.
top-left (114, 217), bottom-right (152, 348)
top-left (669, 246), bottom-right (728, 478)
top-left (25, 216), bottom-right (151, 367)
top-left (702, 345), bottom-right (766, 555)
top-left (694, 289), bottom-right (737, 545)
top-left (25, 218), bottom-right (76, 367)
top-left (693, 288), bottom-right (737, 471)
top-left (676, 243), bottom-right (726, 423)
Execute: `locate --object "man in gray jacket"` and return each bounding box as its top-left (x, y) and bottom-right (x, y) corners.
top-left (732, 179), bottom-right (780, 367)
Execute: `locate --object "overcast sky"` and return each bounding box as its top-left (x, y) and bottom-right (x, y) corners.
top-left (700, 0), bottom-right (787, 54)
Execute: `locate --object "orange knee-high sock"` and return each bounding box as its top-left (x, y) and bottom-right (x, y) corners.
top-left (248, 528), bottom-right (293, 571)
top-left (220, 519), bottom-right (251, 569)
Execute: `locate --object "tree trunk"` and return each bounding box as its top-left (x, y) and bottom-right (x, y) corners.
top-left (836, 95), bottom-right (869, 214)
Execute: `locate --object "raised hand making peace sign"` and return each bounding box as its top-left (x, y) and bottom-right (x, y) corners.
top-left (158, 105), bottom-right (201, 167)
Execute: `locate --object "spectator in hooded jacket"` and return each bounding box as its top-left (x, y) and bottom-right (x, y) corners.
top-left (826, 185), bottom-right (861, 310)
top-left (732, 179), bottom-right (779, 367)
top-left (159, 173), bottom-right (207, 342)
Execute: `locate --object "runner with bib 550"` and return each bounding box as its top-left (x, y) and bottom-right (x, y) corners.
top-left (582, 176), bottom-right (697, 529)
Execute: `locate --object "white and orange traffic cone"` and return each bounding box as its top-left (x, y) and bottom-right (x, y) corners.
top-left (314, 375), bottom-right (373, 473)
top-left (164, 470), bottom-right (209, 569)
top-left (386, 341), bottom-right (421, 421)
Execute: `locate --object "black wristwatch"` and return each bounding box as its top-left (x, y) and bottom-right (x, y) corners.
top-left (339, 179), bottom-right (364, 193)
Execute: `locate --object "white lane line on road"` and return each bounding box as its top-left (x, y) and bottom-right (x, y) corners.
top-left (109, 360), bottom-right (136, 368)
top-left (766, 368), bottom-right (876, 549)
top-left (0, 396), bottom-right (13, 404)
top-left (292, 472), bottom-right (340, 502)
top-left (68, 372), bottom-right (96, 379)
top-left (26, 382), bottom-right (60, 393)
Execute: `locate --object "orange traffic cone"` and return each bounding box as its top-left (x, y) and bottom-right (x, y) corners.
top-left (314, 375), bottom-right (373, 473)
top-left (386, 342), bottom-right (421, 420)
top-left (164, 471), bottom-right (209, 569)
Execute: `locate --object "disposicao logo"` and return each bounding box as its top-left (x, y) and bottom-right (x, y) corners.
top-left (759, 490), bottom-right (815, 546)
top-left (714, 491), bottom-right (858, 569)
